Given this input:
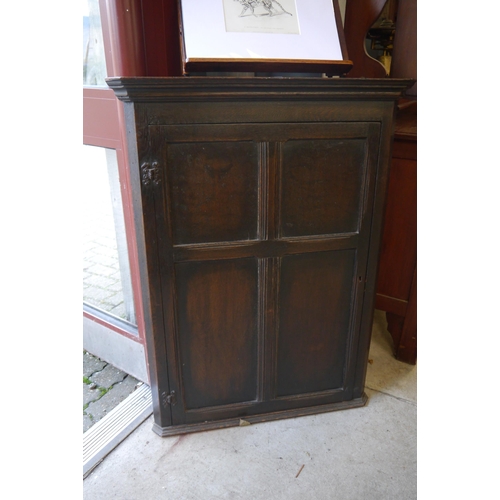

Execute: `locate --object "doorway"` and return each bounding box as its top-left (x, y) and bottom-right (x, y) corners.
top-left (83, 0), bottom-right (147, 382)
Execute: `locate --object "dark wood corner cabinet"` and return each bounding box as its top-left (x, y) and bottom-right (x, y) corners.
top-left (107, 77), bottom-right (412, 436)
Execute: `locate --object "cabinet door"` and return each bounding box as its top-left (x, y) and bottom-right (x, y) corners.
top-left (148, 121), bottom-right (381, 426)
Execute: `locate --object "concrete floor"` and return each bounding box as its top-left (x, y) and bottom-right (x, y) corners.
top-left (83, 310), bottom-right (417, 499)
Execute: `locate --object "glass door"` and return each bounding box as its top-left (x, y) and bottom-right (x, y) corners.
top-left (82, 145), bottom-right (136, 327)
top-left (83, 0), bottom-right (147, 382)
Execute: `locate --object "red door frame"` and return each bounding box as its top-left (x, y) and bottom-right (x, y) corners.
top-left (83, 87), bottom-right (145, 345)
top-left (83, 0), bottom-right (182, 377)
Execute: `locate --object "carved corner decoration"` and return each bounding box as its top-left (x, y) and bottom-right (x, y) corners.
top-left (141, 162), bottom-right (161, 186)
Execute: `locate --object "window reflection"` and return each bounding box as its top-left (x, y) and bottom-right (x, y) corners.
top-left (83, 145), bottom-right (137, 327)
top-left (83, 0), bottom-right (107, 86)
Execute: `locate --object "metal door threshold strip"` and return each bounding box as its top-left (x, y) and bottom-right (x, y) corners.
top-left (83, 383), bottom-right (153, 478)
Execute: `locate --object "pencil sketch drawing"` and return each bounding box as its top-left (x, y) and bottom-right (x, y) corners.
top-left (223, 0), bottom-right (300, 34)
top-left (234, 0), bottom-right (293, 18)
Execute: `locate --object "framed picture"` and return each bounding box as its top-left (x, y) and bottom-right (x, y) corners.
top-left (177, 0), bottom-right (353, 75)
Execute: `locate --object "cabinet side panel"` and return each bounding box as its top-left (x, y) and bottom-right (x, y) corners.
top-left (175, 258), bottom-right (259, 409)
top-left (276, 250), bottom-right (356, 397)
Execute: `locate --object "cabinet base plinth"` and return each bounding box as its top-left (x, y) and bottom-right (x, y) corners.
top-left (152, 393), bottom-right (368, 437)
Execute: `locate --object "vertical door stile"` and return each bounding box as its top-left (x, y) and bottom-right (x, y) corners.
top-left (343, 123), bottom-right (382, 396)
top-left (154, 128), bottom-right (187, 426)
top-left (132, 116), bottom-right (172, 428)
top-left (269, 255), bottom-right (281, 402)
top-left (257, 141), bottom-right (269, 242)
top-left (353, 117), bottom-right (393, 397)
top-left (265, 140), bottom-right (282, 402)
top-left (273, 141), bottom-right (283, 242)
top-left (256, 141), bottom-right (269, 402)
top-left (257, 259), bottom-right (268, 403)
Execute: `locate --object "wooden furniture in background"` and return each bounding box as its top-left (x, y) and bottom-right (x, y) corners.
top-left (343, 0), bottom-right (388, 78)
top-left (344, 0), bottom-right (417, 364)
top-left (108, 77), bottom-right (412, 436)
top-left (375, 101), bottom-right (417, 364)
top-left (380, 0), bottom-right (417, 364)
top-left (390, 0), bottom-right (417, 96)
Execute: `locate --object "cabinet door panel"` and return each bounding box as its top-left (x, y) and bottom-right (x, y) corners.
top-left (280, 139), bottom-right (367, 237)
top-left (148, 120), bottom-right (381, 428)
top-left (276, 250), bottom-right (356, 397)
top-left (166, 141), bottom-right (259, 245)
top-left (175, 258), bottom-right (259, 410)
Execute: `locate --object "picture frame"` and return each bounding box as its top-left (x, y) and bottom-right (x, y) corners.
top-left (177, 0), bottom-right (353, 76)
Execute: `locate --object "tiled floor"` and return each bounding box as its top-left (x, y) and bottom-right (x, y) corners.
top-left (83, 310), bottom-right (417, 499)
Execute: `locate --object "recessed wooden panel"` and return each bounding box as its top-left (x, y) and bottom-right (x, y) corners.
top-left (276, 250), bottom-right (356, 397)
top-left (280, 139), bottom-right (366, 237)
top-left (175, 258), bottom-right (259, 409)
top-left (167, 141), bottom-right (259, 244)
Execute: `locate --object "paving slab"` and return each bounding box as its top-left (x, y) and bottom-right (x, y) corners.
top-left (83, 383), bottom-right (103, 406)
top-left (87, 263), bottom-right (119, 277)
top-left (93, 247), bottom-right (120, 259)
top-left (84, 274), bottom-right (119, 290)
top-left (84, 351), bottom-right (141, 433)
top-left (89, 363), bottom-right (127, 389)
top-left (85, 376), bottom-right (140, 423)
top-left (83, 352), bottom-right (107, 378)
top-left (83, 413), bottom-right (95, 433)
